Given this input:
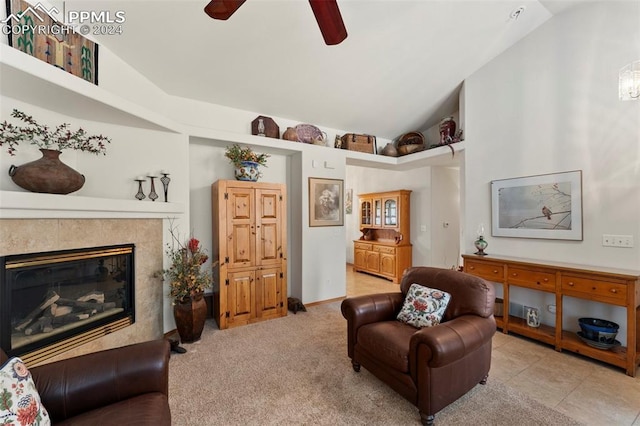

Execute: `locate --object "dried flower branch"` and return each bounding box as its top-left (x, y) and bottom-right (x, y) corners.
top-left (0, 109), bottom-right (110, 156)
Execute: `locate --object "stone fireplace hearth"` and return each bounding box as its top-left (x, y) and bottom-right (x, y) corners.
top-left (0, 218), bottom-right (163, 366)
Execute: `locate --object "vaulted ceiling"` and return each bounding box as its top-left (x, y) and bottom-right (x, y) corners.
top-left (69, 0), bottom-right (585, 140)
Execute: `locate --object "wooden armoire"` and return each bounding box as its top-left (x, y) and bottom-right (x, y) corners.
top-left (211, 180), bottom-right (287, 329)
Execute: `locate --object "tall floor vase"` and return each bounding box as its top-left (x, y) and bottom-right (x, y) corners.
top-left (173, 293), bottom-right (207, 343)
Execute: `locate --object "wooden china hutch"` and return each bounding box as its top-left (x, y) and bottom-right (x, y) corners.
top-left (353, 190), bottom-right (412, 283)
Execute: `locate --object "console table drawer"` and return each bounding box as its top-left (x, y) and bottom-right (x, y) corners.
top-left (374, 246), bottom-right (395, 254)
top-left (464, 260), bottom-right (504, 281)
top-left (354, 242), bottom-right (372, 250)
top-left (508, 268), bottom-right (556, 292)
top-left (561, 276), bottom-right (627, 303)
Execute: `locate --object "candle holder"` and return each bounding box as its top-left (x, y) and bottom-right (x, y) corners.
top-left (147, 175), bottom-right (159, 202)
top-left (160, 173), bottom-right (171, 202)
top-left (135, 179), bottom-right (146, 200)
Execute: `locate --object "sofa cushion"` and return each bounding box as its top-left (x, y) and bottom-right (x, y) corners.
top-left (397, 284), bottom-right (451, 328)
top-left (0, 356), bottom-right (50, 426)
top-left (56, 393), bottom-right (170, 426)
top-left (357, 321), bottom-right (416, 372)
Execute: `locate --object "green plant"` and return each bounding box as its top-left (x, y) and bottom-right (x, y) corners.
top-left (224, 144), bottom-right (270, 168)
top-left (0, 109), bottom-right (110, 156)
top-left (158, 221), bottom-right (213, 303)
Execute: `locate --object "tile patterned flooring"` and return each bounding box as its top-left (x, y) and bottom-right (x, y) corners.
top-left (345, 265), bottom-right (640, 426)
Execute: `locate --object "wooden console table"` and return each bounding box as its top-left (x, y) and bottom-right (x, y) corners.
top-left (462, 254), bottom-right (640, 376)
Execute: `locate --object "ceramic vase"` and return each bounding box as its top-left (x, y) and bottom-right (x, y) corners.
top-left (474, 236), bottom-right (488, 256)
top-left (9, 149), bottom-right (85, 194)
top-left (234, 160), bottom-right (260, 181)
top-left (173, 292), bottom-right (207, 343)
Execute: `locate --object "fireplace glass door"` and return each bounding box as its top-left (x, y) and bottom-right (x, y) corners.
top-left (1, 244), bottom-right (135, 359)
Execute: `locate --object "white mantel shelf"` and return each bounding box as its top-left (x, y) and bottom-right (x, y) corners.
top-left (0, 191), bottom-right (184, 219)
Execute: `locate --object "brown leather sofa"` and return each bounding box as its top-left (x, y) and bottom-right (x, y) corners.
top-left (341, 267), bottom-right (495, 426)
top-left (0, 339), bottom-right (171, 425)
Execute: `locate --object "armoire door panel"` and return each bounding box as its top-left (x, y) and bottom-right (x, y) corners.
top-left (228, 271), bottom-right (254, 324)
top-left (257, 268), bottom-right (282, 318)
top-left (258, 223), bottom-right (279, 263)
top-left (230, 191), bottom-right (253, 220)
top-left (258, 191), bottom-right (278, 219)
top-left (229, 224), bottom-right (254, 267)
top-left (256, 189), bottom-right (283, 266)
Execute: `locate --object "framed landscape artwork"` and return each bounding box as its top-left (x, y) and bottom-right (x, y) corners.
top-left (491, 170), bottom-right (582, 240)
top-left (309, 178), bottom-right (344, 227)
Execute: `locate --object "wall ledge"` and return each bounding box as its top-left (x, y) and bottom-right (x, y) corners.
top-left (0, 190), bottom-right (184, 219)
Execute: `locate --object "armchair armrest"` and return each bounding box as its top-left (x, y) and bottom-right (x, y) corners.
top-left (341, 292), bottom-right (404, 358)
top-left (31, 339), bottom-right (170, 422)
top-left (409, 315), bottom-right (496, 369)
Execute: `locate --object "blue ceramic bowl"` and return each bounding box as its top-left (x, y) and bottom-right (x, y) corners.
top-left (578, 317), bottom-right (619, 342)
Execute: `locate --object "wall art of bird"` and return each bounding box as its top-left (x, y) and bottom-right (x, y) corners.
top-left (542, 206), bottom-right (552, 220)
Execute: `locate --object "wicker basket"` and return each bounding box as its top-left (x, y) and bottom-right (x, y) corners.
top-left (341, 134), bottom-right (376, 153)
top-left (396, 131), bottom-right (425, 156)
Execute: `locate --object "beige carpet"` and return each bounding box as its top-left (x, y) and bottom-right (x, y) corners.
top-left (169, 302), bottom-right (582, 425)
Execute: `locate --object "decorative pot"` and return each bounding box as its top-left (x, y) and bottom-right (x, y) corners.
top-left (234, 160), bottom-right (260, 181)
top-left (381, 143), bottom-right (398, 157)
top-left (8, 149), bottom-right (85, 194)
top-left (439, 117), bottom-right (456, 145)
top-left (282, 127), bottom-right (298, 141)
top-left (173, 292), bottom-right (207, 343)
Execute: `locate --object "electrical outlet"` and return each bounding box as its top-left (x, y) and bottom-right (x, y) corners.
top-left (603, 235), bottom-right (615, 247)
top-left (620, 235), bottom-right (634, 247)
top-left (547, 304), bottom-right (556, 313)
top-left (603, 234), bottom-right (634, 248)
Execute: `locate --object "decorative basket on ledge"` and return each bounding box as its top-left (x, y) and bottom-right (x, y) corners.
top-left (396, 131), bottom-right (425, 156)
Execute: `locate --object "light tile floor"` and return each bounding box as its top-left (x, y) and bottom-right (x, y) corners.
top-left (345, 265), bottom-right (640, 426)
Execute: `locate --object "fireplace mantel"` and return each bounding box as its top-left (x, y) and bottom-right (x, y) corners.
top-left (0, 190), bottom-right (184, 219)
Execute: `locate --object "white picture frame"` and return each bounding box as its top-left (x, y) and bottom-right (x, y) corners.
top-left (491, 170), bottom-right (582, 240)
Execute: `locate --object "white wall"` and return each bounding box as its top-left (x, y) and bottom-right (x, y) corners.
top-left (464, 1), bottom-right (640, 341)
top-left (301, 151), bottom-right (347, 303)
top-left (430, 166), bottom-right (461, 268)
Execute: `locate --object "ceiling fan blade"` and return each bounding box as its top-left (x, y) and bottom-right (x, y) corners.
top-left (204, 0), bottom-right (247, 20)
top-left (308, 0), bottom-right (348, 45)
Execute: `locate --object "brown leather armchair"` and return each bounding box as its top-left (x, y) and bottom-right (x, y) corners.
top-left (341, 267), bottom-right (496, 426)
top-left (0, 339), bottom-right (171, 425)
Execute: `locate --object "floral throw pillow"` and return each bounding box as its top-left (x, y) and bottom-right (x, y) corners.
top-left (397, 284), bottom-right (452, 328)
top-left (0, 356), bottom-right (50, 426)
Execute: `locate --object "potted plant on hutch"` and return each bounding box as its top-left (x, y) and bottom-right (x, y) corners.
top-left (159, 221), bottom-right (213, 345)
top-left (224, 144), bottom-right (270, 181)
top-left (0, 109), bottom-right (111, 194)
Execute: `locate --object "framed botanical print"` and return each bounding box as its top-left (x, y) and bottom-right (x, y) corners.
top-left (309, 177), bottom-right (343, 227)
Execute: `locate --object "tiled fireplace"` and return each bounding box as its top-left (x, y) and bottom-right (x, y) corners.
top-left (0, 218), bottom-right (164, 366)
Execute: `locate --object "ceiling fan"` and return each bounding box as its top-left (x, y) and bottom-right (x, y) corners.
top-left (204, 0), bottom-right (348, 45)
